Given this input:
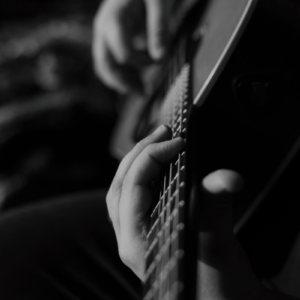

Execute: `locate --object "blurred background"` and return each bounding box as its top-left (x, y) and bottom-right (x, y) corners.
top-left (0, 0), bottom-right (120, 210)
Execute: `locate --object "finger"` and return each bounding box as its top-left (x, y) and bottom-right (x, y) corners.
top-left (105, 12), bottom-right (133, 65)
top-left (106, 125), bottom-right (172, 234)
top-left (118, 137), bottom-right (185, 278)
top-left (120, 137), bottom-right (185, 224)
top-left (144, 0), bottom-right (170, 60)
top-left (107, 125), bottom-right (171, 204)
top-left (92, 38), bottom-right (143, 94)
top-left (200, 169), bottom-right (244, 241)
top-left (125, 137), bottom-right (185, 187)
top-left (114, 125), bottom-right (172, 191)
top-left (106, 15), bottom-right (152, 67)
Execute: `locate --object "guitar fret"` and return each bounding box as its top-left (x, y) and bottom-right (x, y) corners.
top-left (144, 63), bottom-right (190, 300)
top-left (148, 183), bottom-right (180, 242)
top-left (147, 195), bottom-right (181, 251)
top-left (144, 245), bottom-right (185, 300)
top-left (144, 222), bottom-right (185, 283)
top-left (145, 203), bottom-right (186, 274)
top-left (149, 169), bottom-right (179, 225)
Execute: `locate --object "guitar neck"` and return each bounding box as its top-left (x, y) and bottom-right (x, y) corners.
top-left (120, 1), bottom-right (260, 299)
top-left (143, 62), bottom-right (191, 300)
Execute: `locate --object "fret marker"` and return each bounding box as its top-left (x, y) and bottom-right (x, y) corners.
top-left (179, 201), bottom-right (185, 207)
top-left (179, 182), bottom-right (185, 188)
top-left (176, 249), bottom-right (185, 259)
top-left (177, 223), bottom-right (185, 231)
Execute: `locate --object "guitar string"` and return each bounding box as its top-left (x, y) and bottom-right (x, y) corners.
top-left (159, 41), bottom-right (174, 300)
top-left (166, 40), bottom-right (178, 300)
top-left (169, 37), bottom-right (185, 300)
top-left (167, 35), bottom-right (185, 300)
top-left (156, 39), bottom-right (176, 300)
top-left (172, 35), bottom-right (182, 300)
top-left (161, 38), bottom-right (174, 300)
top-left (144, 34), bottom-right (189, 300)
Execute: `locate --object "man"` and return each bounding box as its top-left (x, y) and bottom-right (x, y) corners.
top-left (0, 0), bottom-right (298, 299)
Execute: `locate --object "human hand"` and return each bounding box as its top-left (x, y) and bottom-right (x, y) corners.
top-left (92, 0), bottom-right (189, 94)
top-left (106, 124), bottom-right (185, 278)
top-left (106, 124), bottom-right (296, 299)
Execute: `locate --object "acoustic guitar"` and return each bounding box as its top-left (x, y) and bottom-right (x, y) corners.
top-left (110, 0), bottom-right (300, 299)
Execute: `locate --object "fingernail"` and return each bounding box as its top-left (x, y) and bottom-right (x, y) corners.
top-left (153, 124), bottom-right (168, 134)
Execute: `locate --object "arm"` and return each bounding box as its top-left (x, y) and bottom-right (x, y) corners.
top-left (106, 124), bottom-right (299, 300)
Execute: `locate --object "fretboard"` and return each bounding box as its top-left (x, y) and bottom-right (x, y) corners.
top-left (143, 64), bottom-right (191, 300)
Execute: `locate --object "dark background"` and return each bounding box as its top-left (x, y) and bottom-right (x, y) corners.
top-left (0, 0), bottom-right (120, 210)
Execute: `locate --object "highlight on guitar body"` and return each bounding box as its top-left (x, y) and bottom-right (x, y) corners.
top-left (110, 0), bottom-right (300, 299)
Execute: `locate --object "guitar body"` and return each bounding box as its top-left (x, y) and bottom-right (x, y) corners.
top-left (110, 0), bottom-right (300, 298)
top-left (189, 0), bottom-right (300, 280)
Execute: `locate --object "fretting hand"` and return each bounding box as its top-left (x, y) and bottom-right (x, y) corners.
top-left (106, 125), bottom-right (184, 278)
top-left (106, 124), bottom-right (298, 300)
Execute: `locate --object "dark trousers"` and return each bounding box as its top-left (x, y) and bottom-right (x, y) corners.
top-left (0, 190), bottom-right (141, 300)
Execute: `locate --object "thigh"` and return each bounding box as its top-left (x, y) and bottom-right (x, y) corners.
top-left (0, 190), bottom-right (141, 300)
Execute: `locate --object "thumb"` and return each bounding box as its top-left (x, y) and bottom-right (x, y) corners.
top-left (144, 0), bottom-right (170, 60)
top-left (198, 171), bottom-right (266, 300)
top-left (200, 169), bottom-right (244, 241)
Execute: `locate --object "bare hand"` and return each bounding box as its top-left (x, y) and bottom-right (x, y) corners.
top-left (106, 124), bottom-right (297, 300)
top-left (106, 125), bottom-right (184, 278)
top-left (92, 0), bottom-right (186, 94)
